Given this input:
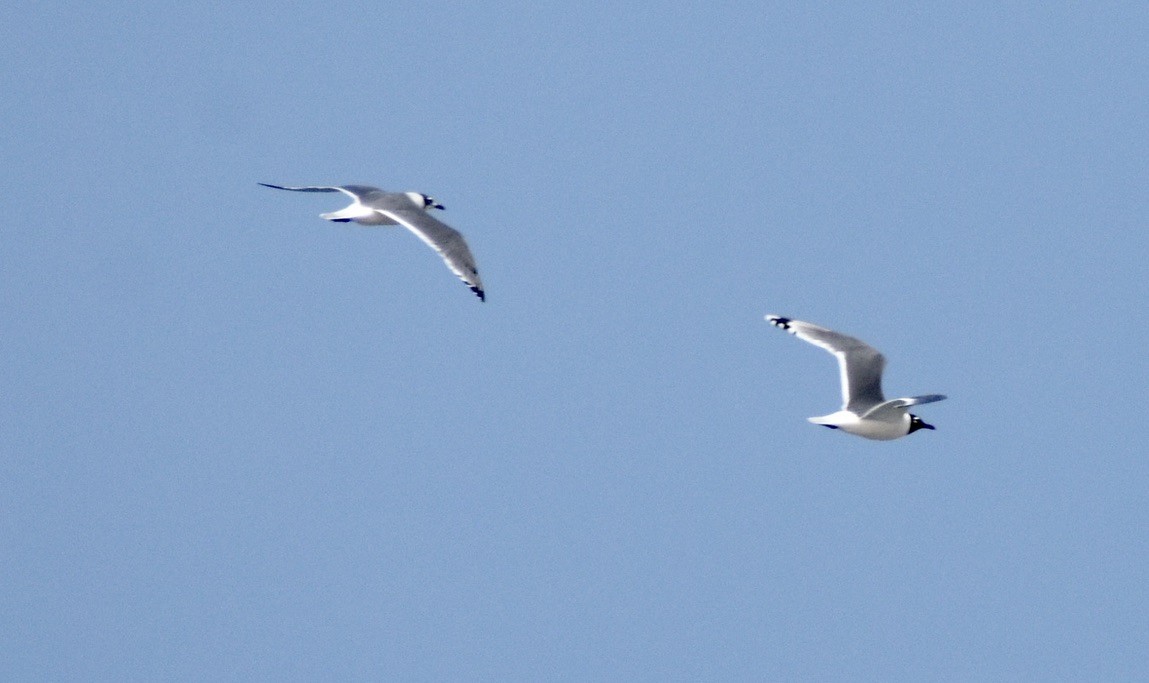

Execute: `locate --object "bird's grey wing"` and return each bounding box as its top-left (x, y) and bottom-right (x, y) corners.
top-left (259, 183), bottom-right (381, 202)
top-left (766, 316), bottom-right (886, 412)
top-left (860, 395), bottom-right (946, 422)
top-left (862, 394), bottom-right (947, 418)
top-left (379, 209), bottom-right (485, 301)
top-left (898, 394), bottom-right (946, 406)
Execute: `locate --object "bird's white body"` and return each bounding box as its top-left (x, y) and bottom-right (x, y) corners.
top-left (318, 191), bottom-right (430, 225)
top-left (807, 409), bottom-right (915, 441)
top-left (765, 315), bottom-right (945, 441)
top-left (326, 207), bottom-right (394, 225)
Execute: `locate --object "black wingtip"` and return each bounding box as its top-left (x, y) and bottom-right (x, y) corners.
top-left (766, 315), bottom-right (793, 330)
top-left (473, 288), bottom-right (485, 302)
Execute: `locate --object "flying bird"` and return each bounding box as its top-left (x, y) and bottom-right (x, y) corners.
top-left (765, 315), bottom-right (946, 440)
top-left (260, 183), bottom-right (485, 301)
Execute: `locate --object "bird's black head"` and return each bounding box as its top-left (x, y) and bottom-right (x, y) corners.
top-left (908, 414), bottom-right (935, 434)
top-left (422, 194), bottom-right (445, 210)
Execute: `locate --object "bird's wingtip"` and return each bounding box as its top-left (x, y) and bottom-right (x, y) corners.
top-left (765, 315), bottom-right (792, 330)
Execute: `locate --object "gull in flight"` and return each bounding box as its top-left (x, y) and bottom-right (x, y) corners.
top-left (765, 315), bottom-right (946, 440)
top-left (260, 183), bottom-right (485, 301)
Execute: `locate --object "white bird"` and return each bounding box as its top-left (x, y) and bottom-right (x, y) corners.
top-left (765, 315), bottom-right (946, 440)
top-left (260, 183), bottom-right (485, 301)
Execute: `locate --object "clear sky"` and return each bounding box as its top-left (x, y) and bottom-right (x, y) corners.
top-left (3, 1), bottom-right (1147, 680)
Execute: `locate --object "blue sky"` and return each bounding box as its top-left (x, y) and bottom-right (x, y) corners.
top-left (2, 1), bottom-right (1147, 679)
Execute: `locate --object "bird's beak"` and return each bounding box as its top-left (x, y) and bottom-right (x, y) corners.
top-left (909, 416), bottom-right (936, 434)
top-left (432, 203), bottom-right (445, 210)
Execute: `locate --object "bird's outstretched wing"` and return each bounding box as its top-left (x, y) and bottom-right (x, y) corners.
top-left (259, 183), bottom-right (382, 202)
top-left (860, 394), bottom-right (946, 418)
top-left (766, 315), bottom-right (886, 412)
top-left (379, 208), bottom-right (485, 301)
